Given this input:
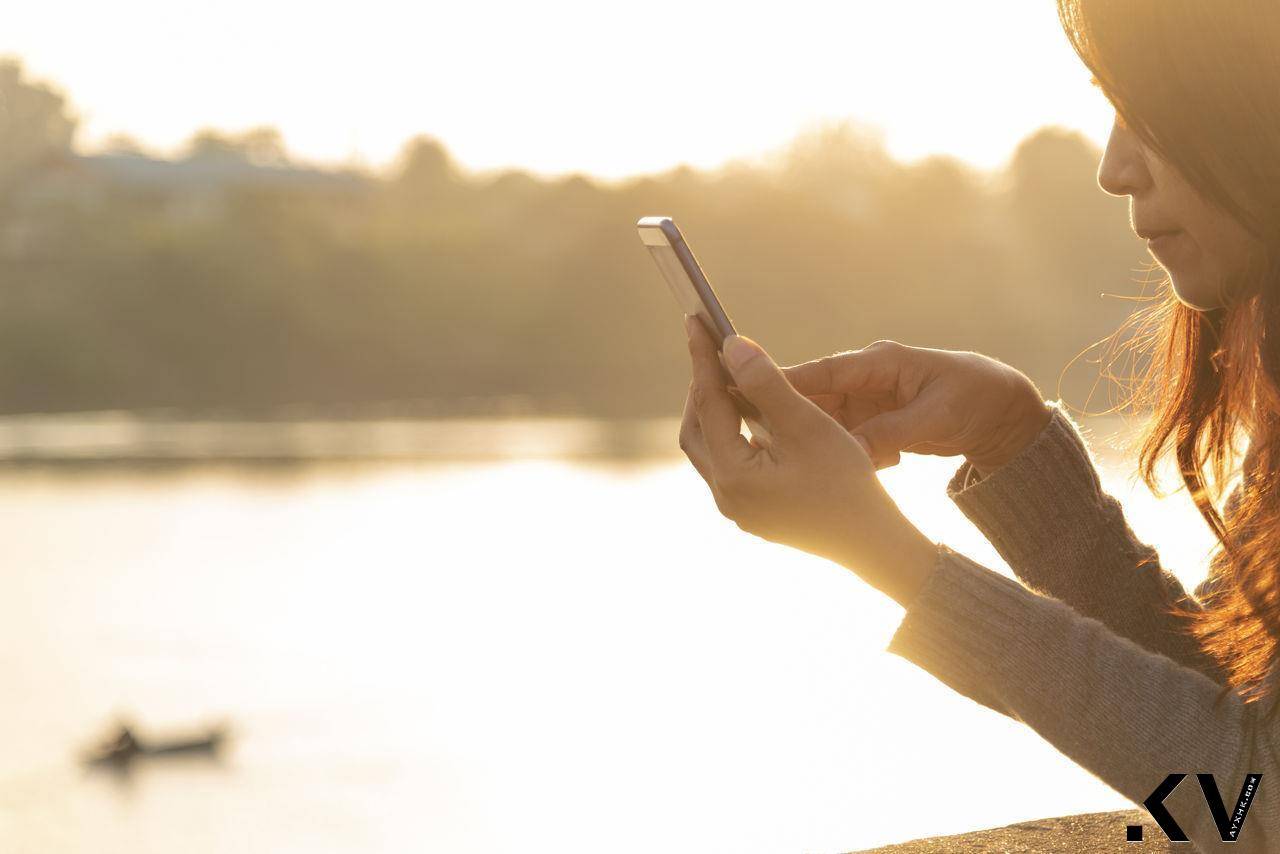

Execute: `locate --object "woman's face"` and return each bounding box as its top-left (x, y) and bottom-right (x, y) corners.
top-left (1097, 113), bottom-right (1264, 310)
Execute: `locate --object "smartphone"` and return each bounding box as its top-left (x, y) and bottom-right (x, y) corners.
top-left (637, 216), bottom-right (772, 445)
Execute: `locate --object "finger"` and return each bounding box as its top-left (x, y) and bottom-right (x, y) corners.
top-left (805, 392), bottom-right (845, 416)
top-left (852, 403), bottom-right (937, 467)
top-left (679, 381), bottom-right (714, 483)
top-left (802, 393), bottom-right (893, 434)
top-left (686, 316), bottom-right (752, 470)
top-left (721, 335), bottom-right (827, 435)
top-left (782, 343), bottom-right (912, 398)
top-left (781, 355), bottom-right (843, 396)
top-left (850, 433), bottom-right (901, 470)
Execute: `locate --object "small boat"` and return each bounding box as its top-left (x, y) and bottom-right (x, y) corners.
top-left (82, 720), bottom-right (230, 768)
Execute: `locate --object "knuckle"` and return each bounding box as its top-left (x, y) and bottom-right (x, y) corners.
top-left (865, 338), bottom-right (903, 355)
top-left (690, 382), bottom-right (708, 410)
top-left (732, 506), bottom-right (764, 534)
top-left (678, 423), bottom-right (700, 455)
top-left (939, 396), bottom-right (968, 426)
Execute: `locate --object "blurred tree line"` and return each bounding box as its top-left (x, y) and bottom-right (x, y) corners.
top-left (0, 58), bottom-right (1152, 418)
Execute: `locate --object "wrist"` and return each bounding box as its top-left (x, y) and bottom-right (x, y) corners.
top-left (964, 399), bottom-right (1053, 478)
top-left (844, 518), bottom-right (939, 609)
top-left (885, 529), bottom-right (941, 609)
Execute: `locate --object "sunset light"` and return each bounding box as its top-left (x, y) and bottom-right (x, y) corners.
top-left (8, 0), bottom-right (1269, 850)
top-left (6, 0), bottom-right (1114, 179)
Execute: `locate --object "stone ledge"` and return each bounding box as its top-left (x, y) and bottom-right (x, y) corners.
top-left (850, 809), bottom-right (1176, 852)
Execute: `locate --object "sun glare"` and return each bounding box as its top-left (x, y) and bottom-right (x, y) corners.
top-left (4, 1), bottom-right (1114, 177)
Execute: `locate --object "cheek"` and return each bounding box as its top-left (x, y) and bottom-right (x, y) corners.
top-left (1155, 234), bottom-right (1221, 310)
top-left (1167, 219), bottom-right (1263, 311)
top-left (1208, 225), bottom-right (1268, 301)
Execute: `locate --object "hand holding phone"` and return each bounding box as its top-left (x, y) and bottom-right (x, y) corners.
top-left (637, 216), bottom-right (772, 446)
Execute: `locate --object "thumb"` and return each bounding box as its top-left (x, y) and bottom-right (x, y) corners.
top-left (722, 335), bottom-right (822, 430)
top-left (852, 408), bottom-right (929, 468)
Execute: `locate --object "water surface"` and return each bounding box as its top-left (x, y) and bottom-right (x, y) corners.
top-left (0, 415), bottom-right (1218, 852)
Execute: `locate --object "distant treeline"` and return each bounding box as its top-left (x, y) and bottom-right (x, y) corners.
top-left (0, 58), bottom-right (1153, 417)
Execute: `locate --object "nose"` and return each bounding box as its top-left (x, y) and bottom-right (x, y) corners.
top-left (1097, 114), bottom-right (1153, 198)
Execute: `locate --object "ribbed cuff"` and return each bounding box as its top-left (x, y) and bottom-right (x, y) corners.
top-left (945, 400), bottom-right (1111, 574)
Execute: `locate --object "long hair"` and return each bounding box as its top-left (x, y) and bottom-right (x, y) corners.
top-left (1057, 0), bottom-right (1280, 718)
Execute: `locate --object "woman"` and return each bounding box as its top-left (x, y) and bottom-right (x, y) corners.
top-left (678, 1), bottom-right (1280, 850)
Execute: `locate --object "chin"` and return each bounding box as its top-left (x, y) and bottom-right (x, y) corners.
top-left (1170, 282), bottom-right (1223, 312)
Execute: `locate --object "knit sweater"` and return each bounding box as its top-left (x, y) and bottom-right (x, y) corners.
top-left (886, 400), bottom-right (1279, 852)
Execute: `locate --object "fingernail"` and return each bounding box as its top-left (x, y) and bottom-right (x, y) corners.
top-left (853, 435), bottom-right (871, 457)
top-left (683, 314), bottom-right (697, 338)
top-left (723, 335), bottom-right (762, 371)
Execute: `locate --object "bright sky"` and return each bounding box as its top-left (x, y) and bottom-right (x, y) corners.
top-left (5, 0), bottom-right (1115, 180)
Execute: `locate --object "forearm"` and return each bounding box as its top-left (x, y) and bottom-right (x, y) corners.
top-left (947, 400), bottom-right (1227, 683)
top-left (887, 546), bottom-right (1275, 852)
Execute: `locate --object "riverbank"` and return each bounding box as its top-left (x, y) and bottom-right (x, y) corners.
top-left (0, 412), bottom-right (683, 463)
top-left (851, 809), bottom-right (1174, 852)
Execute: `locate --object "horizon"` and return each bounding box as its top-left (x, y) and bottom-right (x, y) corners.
top-left (65, 115), bottom-right (1102, 188)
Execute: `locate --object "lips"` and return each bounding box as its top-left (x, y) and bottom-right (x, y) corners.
top-left (1144, 230), bottom-right (1184, 263)
top-left (1136, 226), bottom-right (1181, 240)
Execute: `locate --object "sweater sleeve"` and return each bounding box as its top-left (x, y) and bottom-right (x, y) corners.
top-left (943, 399), bottom-right (1228, 684)
top-left (887, 545), bottom-right (1279, 852)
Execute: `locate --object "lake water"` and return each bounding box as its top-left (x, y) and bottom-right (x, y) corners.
top-left (0, 415), bottom-right (1221, 853)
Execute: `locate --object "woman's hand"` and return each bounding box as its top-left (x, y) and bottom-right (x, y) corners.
top-left (679, 316), bottom-right (939, 607)
top-left (782, 340), bottom-right (1053, 475)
